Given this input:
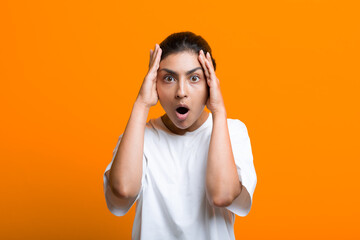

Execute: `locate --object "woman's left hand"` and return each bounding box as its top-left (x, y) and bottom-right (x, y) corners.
top-left (198, 50), bottom-right (226, 115)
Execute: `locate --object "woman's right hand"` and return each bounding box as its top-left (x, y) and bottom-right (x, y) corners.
top-left (136, 43), bottom-right (162, 108)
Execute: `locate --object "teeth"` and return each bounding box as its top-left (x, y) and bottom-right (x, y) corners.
top-left (176, 107), bottom-right (189, 114)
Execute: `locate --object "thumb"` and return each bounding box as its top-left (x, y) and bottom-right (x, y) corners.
top-left (149, 49), bottom-right (153, 68)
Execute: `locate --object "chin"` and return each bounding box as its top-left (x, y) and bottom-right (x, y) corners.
top-left (179, 119), bottom-right (199, 131)
top-left (172, 118), bottom-right (190, 129)
top-left (168, 114), bottom-right (192, 129)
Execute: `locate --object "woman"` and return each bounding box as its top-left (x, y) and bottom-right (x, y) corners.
top-left (103, 31), bottom-right (257, 240)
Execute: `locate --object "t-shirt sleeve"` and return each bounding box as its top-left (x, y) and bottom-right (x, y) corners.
top-left (103, 134), bottom-right (148, 216)
top-left (225, 120), bottom-right (257, 217)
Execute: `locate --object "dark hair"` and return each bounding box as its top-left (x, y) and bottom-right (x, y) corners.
top-left (159, 31), bottom-right (216, 71)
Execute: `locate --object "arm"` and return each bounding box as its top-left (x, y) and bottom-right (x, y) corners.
top-left (206, 111), bottom-right (242, 207)
top-left (197, 50), bottom-right (241, 207)
top-left (107, 101), bottom-right (150, 199)
top-left (107, 43), bottom-right (162, 199)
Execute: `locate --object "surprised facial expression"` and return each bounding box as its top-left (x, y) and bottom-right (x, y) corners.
top-left (156, 51), bottom-right (209, 131)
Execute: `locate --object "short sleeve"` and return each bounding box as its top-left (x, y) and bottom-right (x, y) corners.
top-left (226, 120), bottom-right (257, 217)
top-left (103, 134), bottom-right (148, 216)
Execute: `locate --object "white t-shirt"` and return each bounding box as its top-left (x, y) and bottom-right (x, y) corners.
top-left (103, 113), bottom-right (257, 240)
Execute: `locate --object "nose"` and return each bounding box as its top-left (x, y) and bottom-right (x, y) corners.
top-left (176, 79), bottom-right (188, 99)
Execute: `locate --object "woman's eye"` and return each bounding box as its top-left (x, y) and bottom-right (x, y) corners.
top-left (190, 76), bottom-right (200, 82)
top-left (164, 76), bottom-right (175, 82)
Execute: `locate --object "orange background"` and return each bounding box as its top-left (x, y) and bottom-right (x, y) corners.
top-left (1, 0), bottom-right (359, 239)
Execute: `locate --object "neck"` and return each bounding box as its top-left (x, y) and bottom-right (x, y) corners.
top-left (161, 110), bottom-right (209, 135)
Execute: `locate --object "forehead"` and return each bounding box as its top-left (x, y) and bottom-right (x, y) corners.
top-left (159, 51), bottom-right (201, 70)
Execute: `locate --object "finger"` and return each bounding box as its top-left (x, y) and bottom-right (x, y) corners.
top-left (202, 52), bottom-right (211, 77)
top-left (153, 45), bottom-right (162, 71)
top-left (149, 49), bottom-right (153, 68)
top-left (198, 50), bottom-right (210, 80)
top-left (202, 51), bottom-right (211, 81)
top-left (203, 51), bottom-right (216, 80)
top-left (204, 60), bottom-right (218, 86)
top-left (150, 45), bottom-right (162, 75)
top-left (150, 44), bottom-right (159, 70)
top-left (155, 45), bottom-right (162, 65)
top-left (150, 44), bottom-right (159, 68)
top-left (204, 54), bottom-right (216, 78)
top-left (206, 51), bottom-right (215, 70)
top-left (152, 80), bottom-right (157, 93)
top-left (200, 50), bottom-right (210, 81)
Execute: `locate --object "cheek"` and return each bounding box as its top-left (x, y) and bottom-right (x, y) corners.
top-left (199, 82), bottom-right (209, 96)
top-left (192, 85), bottom-right (208, 103)
top-left (156, 82), bottom-right (169, 100)
top-left (156, 81), bottom-right (163, 94)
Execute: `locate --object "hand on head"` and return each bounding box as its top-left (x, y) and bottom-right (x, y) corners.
top-left (136, 44), bottom-right (162, 108)
top-left (198, 49), bottom-right (225, 115)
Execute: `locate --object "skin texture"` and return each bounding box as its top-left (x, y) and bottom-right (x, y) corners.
top-left (105, 44), bottom-right (241, 208)
top-left (156, 51), bottom-right (210, 135)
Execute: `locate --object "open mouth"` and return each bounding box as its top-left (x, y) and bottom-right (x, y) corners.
top-left (176, 107), bottom-right (189, 115)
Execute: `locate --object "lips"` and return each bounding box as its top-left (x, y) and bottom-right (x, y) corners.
top-left (175, 103), bottom-right (190, 121)
top-left (176, 107), bottom-right (189, 114)
top-left (175, 104), bottom-right (189, 114)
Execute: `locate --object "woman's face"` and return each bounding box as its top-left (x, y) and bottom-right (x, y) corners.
top-left (156, 50), bottom-right (209, 132)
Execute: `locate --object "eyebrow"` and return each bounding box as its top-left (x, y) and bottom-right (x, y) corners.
top-left (159, 67), bottom-right (203, 76)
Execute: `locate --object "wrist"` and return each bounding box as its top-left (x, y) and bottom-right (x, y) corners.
top-left (134, 97), bottom-right (151, 111)
top-left (133, 100), bottom-right (151, 117)
top-left (212, 112), bottom-right (227, 121)
top-left (211, 107), bottom-right (227, 119)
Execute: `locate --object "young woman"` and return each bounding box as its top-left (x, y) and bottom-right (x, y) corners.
top-left (103, 31), bottom-right (257, 240)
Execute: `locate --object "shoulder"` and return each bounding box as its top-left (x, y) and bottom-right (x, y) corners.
top-left (143, 117), bottom-right (164, 141)
top-left (227, 117), bottom-right (250, 141)
top-left (227, 117), bottom-right (247, 131)
top-left (115, 117), bottom-right (162, 143)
